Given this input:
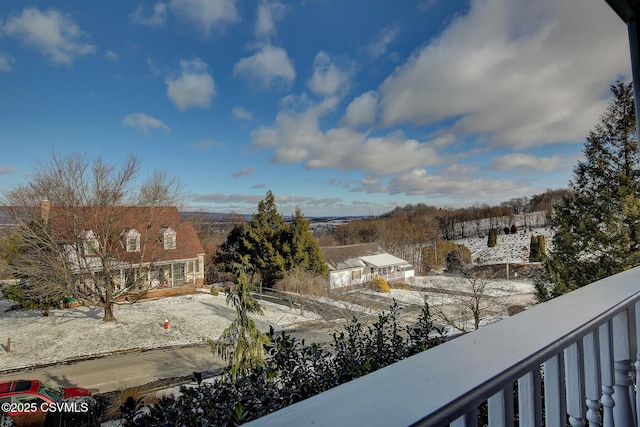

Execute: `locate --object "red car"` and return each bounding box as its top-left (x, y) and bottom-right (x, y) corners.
top-left (0, 380), bottom-right (92, 417)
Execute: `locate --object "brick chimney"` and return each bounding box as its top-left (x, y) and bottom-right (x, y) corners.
top-left (41, 199), bottom-right (51, 224)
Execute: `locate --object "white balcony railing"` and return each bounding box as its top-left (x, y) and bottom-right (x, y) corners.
top-left (247, 266), bottom-right (640, 426)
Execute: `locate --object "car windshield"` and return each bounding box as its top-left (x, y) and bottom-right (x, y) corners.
top-left (38, 383), bottom-right (64, 401)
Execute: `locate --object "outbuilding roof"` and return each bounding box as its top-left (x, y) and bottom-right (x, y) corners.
top-left (320, 242), bottom-right (409, 271)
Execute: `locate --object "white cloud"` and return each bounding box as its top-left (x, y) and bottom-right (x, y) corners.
top-left (379, 0), bottom-right (629, 149)
top-left (169, 0), bottom-right (239, 36)
top-left (122, 113), bottom-right (170, 133)
top-left (0, 53), bottom-right (15, 72)
top-left (255, 0), bottom-right (285, 40)
top-left (252, 96), bottom-right (442, 176)
top-left (367, 23), bottom-right (400, 59)
top-left (2, 8), bottom-right (96, 65)
top-left (386, 169), bottom-right (528, 203)
top-left (232, 106), bottom-right (253, 120)
top-left (233, 44), bottom-right (295, 90)
top-left (489, 153), bottom-right (565, 174)
top-left (130, 3), bottom-right (167, 27)
top-left (166, 58), bottom-right (215, 111)
top-left (104, 50), bottom-right (118, 61)
top-left (307, 51), bottom-right (351, 97)
top-left (342, 90), bottom-right (379, 128)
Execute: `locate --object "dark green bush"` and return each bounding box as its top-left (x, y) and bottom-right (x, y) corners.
top-left (127, 301), bottom-right (445, 426)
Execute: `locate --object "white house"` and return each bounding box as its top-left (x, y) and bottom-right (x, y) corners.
top-left (320, 242), bottom-right (414, 288)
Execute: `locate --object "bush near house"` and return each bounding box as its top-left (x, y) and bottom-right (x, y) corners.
top-left (369, 277), bottom-right (390, 293)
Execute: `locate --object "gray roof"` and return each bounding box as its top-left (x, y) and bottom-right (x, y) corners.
top-left (320, 242), bottom-right (408, 271)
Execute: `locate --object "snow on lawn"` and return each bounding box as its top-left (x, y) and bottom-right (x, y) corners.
top-left (0, 292), bottom-right (320, 372)
top-left (456, 227), bottom-right (555, 265)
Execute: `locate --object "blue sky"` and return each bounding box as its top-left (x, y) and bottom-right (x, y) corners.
top-left (0, 0), bottom-right (631, 217)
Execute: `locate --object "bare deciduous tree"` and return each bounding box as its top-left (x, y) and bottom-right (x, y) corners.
top-left (428, 271), bottom-right (510, 333)
top-left (2, 152), bottom-right (184, 321)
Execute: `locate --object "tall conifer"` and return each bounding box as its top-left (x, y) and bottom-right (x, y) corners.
top-left (545, 81), bottom-right (640, 296)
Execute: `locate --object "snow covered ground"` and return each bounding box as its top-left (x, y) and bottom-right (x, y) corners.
top-left (0, 274), bottom-right (538, 373)
top-left (0, 291), bottom-right (320, 372)
top-left (456, 227), bottom-right (555, 265)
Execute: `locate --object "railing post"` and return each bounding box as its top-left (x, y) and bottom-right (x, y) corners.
top-left (612, 310), bottom-right (635, 425)
top-left (543, 353), bottom-right (567, 427)
top-left (582, 331), bottom-right (601, 427)
top-left (565, 342), bottom-right (586, 427)
top-left (518, 369), bottom-right (542, 427)
top-left (599, 321), bottom-right (615, 427)
top-left (488, 386), bottom-right (514, 427)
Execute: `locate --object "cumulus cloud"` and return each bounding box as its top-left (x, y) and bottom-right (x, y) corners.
top-left (0, 53), bottom-right (15, 72)
top-left (232, 106), bottom-right (253, 120)
top-left (169, 0), bottom-right (239, 36)
top-left (342, 91), bottom-right (379, 128)
top-left (385, 169), bottom-right (530, 204)
top-left (130, 3), bottom-right (167, 27)
top-left (307, 51), bottom-right (351, 97)
top-left (252, 96), bottom-right (442, 176)
top-left (367, 23), bottom-right (400, 59)
top-left (489, 153), bottom-right (565, 174)
top-left (255, 0), bottom-right (285, 40)
top-left (233, 44), bottom-right (295, 91)
top-left (2, 8), bottom-right (96, 65)
top-left (122, 113), bottom-right (170, 133)
top-left (166, 58), bottom-right (215, 111)
top-left (379, 0), bottom-right (629, 149)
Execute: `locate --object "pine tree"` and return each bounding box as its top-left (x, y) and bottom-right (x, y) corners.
top-left (487, 229), bottom-right (497, 248)
top-left (209, 256), bottom-right (269, 382)
top-left (286, 207), bottom-right (328, 276)
top-left (217, 191), bottom-right (327, 286)
top-left (545, 81), bottom-right (640, 295)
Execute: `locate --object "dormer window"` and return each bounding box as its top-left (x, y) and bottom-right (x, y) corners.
top-left (159, 227), bottom-right (176, 250)
top-left (80, 230), bottom-right (99, 255)
top-left (124, 229), bottom-right (141, 252)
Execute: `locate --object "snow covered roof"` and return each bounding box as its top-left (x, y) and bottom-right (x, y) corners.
top-left (360, 253), bottom-right (409, 268)
top-left (320, 242), bottom-right (409, 271)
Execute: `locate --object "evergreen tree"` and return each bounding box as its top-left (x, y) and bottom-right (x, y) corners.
top-left (487, 229), bottom-right (497, 248)
top-left (217, 191), bottom-right (327, 286)
top-left (529, 235), bottom-right (546, 262)
top-left (545, 81), bottom-right (640, 295)
top-left (209, 256), bottom-right (269, 382)
top-left (286, 207), bottom-right (328, 276)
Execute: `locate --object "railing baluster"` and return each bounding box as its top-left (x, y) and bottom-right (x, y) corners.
top-left (450, 409), bottom-right (477, 427)
top-left (517, 369), bottom-right (542, 427)
top-left (613, 309), bottom-right (635, 425)
top-left (599, 321), bottom-right (615, 427)
top-left (488, 385), bottom-right (514, 427)
top-left (582, 330), bottom-right (601, 426)
top-left (564, 341), bottom-right (585, 427)
top-left (635, 300), bottom-right (640, 427)
top-left (543, 353), bottom-right (567, 427)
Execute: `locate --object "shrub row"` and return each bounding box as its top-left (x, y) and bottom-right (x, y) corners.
top-left (126, 301), bottom-right (444, 426)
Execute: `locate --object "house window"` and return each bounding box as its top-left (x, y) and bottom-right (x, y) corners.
top-left (79, 230), bottom-right (99, 255)
top-left (159, 227), bottom-right (176, 250)
top-left (124, 229), bottom-right (140, 252)
top-left (351, 270), bottom-right (362, 280)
